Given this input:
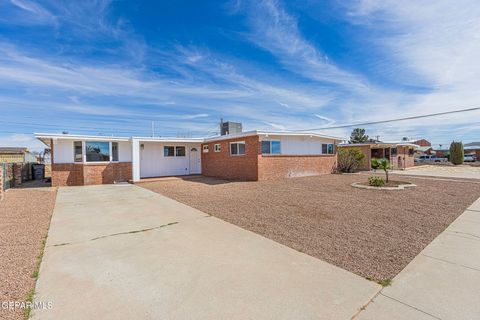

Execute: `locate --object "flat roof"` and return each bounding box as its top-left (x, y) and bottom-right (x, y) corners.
top-left (203, 130), bottom-right (345, 142)
top-left (34, 130), bottom-right (345, 147)
top-left (338, 142), bottom-right (419, 148)
top-left (132, 137), bottom-right (204, 143)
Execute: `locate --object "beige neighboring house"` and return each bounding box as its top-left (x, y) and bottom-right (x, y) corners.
top-left (0, 147), bottom-right (37, 163)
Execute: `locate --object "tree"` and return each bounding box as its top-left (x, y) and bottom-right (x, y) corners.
top-left (449, 141), bottom-right (464, 165)
top-left (349, 128), bottom-right (369, 144)
top-left (402, 137), bottom-right (409, 141)
top-left (337, 148), bottom-right (366, 173)
top-left (372, 158), bottom-right (391, 182)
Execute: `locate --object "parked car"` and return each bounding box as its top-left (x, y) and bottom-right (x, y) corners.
top-left (464, 154), bottom-right (476, 162)
top-left (415, 155), bottom-right (447, 163)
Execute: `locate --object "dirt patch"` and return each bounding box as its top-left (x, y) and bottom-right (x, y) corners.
top-left (139, 174), bottom-right (480, 281)
top-left (0, 187), bottom-right (56, 320)
top-left (356, 180), bottom-right (414, 187)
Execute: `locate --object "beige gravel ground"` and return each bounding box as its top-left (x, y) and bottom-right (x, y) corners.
top-left (0, 186), bottom-right (56, 320)
top-left (139, 174), bottom-right (480, 281)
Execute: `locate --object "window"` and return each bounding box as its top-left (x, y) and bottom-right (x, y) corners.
top-left (409, 148), bottom-right (414, 156)
top-left (86, 141), bottom-right (110, 162)
top-left (112, 142), bottom-right (119, 161)
top-left (175, 146), bottom-right (186, 157)
top-left (74, 141), bottom-right (83, 162)
top-left (261, 140), bottom-right (281, 154)
top-left (322, 144), bottom-right (334, 155)
top-left (214, 144), bottom-right (221, 152)
top-left (391, 147), bottom-right (397, 156)
top-left (230, 141), bottom-right (245, 155)
top-left (327, 144), bottom-right (334, 154)
top-left (203, 145), bottom-right (209, 153)
top-left (164, 146), bottom-right (175, 157)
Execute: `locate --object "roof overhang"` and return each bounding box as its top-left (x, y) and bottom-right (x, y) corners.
top-left (34, 133), bottom-right (131, 147)
top-left (132, 137), bottom-right (204, 143)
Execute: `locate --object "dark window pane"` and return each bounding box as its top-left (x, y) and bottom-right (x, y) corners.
top-left (327, 144), bottom-right (334, 154)
top-left (176, 146), bottom-right (186, 157)
top-left (230, 143), bottom-right (238, 155)
top-left (164, 146), bottom-right (174, 157)
top-left (261, 141), bottom-right (270, 154)
top-left (272, 141), bottom-right (281, 154)
top-left (112, 142), bottom-right (119, 161)
top-left (238, 143), bottom-right (245, 155)
top-left (74, 141), bottom-right (83, 162)
top-left (86, 141), bottom-right (110, 162)
top-left (322, 144), bottom-right (328, 154)
top-left (391, 148), bottom-right (397, 156)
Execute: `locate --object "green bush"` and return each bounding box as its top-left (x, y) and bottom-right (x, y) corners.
top-left (371, 158), bottom-right (380, 169)
top-left (449, 141), bottom-right (464, 165)
top-left (368, 176), bottom-right (385, 187)
top-left (337, 148), bottom-right (366, 173)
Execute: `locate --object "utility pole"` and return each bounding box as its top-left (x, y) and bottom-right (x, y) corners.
top-left (375, 135), bottom-right (380, 142)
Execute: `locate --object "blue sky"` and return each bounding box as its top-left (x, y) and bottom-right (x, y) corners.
top-left (0, 0), bottom-right (479, 151)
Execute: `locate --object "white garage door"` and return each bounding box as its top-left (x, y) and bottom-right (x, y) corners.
top-left (140, 142), bottom-right (201, 178)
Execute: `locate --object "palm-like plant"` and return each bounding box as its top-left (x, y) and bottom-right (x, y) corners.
top-left (379, 159), bottom-right (391, 182)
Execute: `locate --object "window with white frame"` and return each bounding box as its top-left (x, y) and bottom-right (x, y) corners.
top-left (74, 141), bottom-right (83, 162)
top-left (230, 141), bottom-right (245, 155)
top-left (261, 140), bottom-right (281, 154)
top-left (214, 144), bottom-right (221, 152)
top-left (322, 143), bottom-right (334, 155)
top-left (164, 146), bottom-right (175, 157)
top-left (202, 145), bottom-right (209, 153)
top-left (86, 141), bottom-right (110, 162)
top-left (175, 146), bottom-right (186, 157)
top-left (112, 142), bottom-right (119, 161)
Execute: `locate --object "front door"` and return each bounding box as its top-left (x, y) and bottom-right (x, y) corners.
top-left (189, 147), bottom-right (201, 174)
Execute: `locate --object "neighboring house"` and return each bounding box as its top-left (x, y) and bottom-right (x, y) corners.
top-left (464, 142), bottom-right (480, 158)
top-left (338, 141), bottom-right (418, 170)
top-left (0, 147), bottom-right (37, 163)
top-left (35, 130), bottom-right (343, 186)
top-left (413, 139), bottom-right (431, 147)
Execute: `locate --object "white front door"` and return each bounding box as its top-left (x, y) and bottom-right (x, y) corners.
top-left (189, 147), bottom-right (201, 174)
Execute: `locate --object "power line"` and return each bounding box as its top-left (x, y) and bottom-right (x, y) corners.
top-left (291, 107), bottom-right (480, 131)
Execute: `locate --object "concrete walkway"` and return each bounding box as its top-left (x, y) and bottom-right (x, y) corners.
top-left (32, 184), bottom-right (380, 320)
top-left (357, 197), bottom-right (480, 320)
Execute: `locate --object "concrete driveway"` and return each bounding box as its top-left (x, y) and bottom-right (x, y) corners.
top-left (32, 184), bottom-right (380, 320)
top-left (391, 165), bottom-right (480, 180)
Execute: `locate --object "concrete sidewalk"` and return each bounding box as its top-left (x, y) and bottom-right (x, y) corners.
top-left (357, 197), bottom-right (480, 320)
top-left (32, 184), bottom-right (380, 320)
top-left (391, 165), bottom-right (480, 180)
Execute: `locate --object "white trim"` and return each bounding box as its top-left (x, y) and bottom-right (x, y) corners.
top-left (214, 143), bottom-right (221, 152)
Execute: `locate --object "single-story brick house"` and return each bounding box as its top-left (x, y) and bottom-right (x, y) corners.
top-left (338, 142), bottom-right (419, 170)
top-left (35, 131), bottom-right (343, 186)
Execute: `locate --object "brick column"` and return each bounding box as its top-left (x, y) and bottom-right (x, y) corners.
top-left (13, 163), bottom-right (22, 187)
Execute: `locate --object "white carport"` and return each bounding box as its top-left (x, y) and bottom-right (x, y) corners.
top-left (132, 137), bottom-right (203, 181)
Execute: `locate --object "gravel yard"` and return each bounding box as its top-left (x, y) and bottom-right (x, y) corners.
top-left (139, 174), bottom-right (480, 281)
top-left (0, 187), bottom-right (56, 320)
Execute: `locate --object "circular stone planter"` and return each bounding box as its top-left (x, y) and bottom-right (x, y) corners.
top-left (351, 182), bottom-right (416, 190)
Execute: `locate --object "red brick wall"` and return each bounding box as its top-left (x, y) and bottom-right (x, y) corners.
top-left (201, 135), bottom-right (259, 181)
top-left (51, 163), bottom-right (132, 186)
top-left (258, 155), bottom-right (337, 180)
top-left (51, 164), bottom-right (84, 186)
top-left (392, 146), bottom-right (415, 169)
top-left (338, 146), bottom-right (371, 171)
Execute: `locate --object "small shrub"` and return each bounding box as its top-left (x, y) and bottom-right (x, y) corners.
top-left (368, 176), bottom-right (385, 187)
top-left (449, 141), bottom-right (464, 165)
top-left (371, 158), bottom-right (380, 169)
top-left (337, 148), bottom-right (366, 173)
